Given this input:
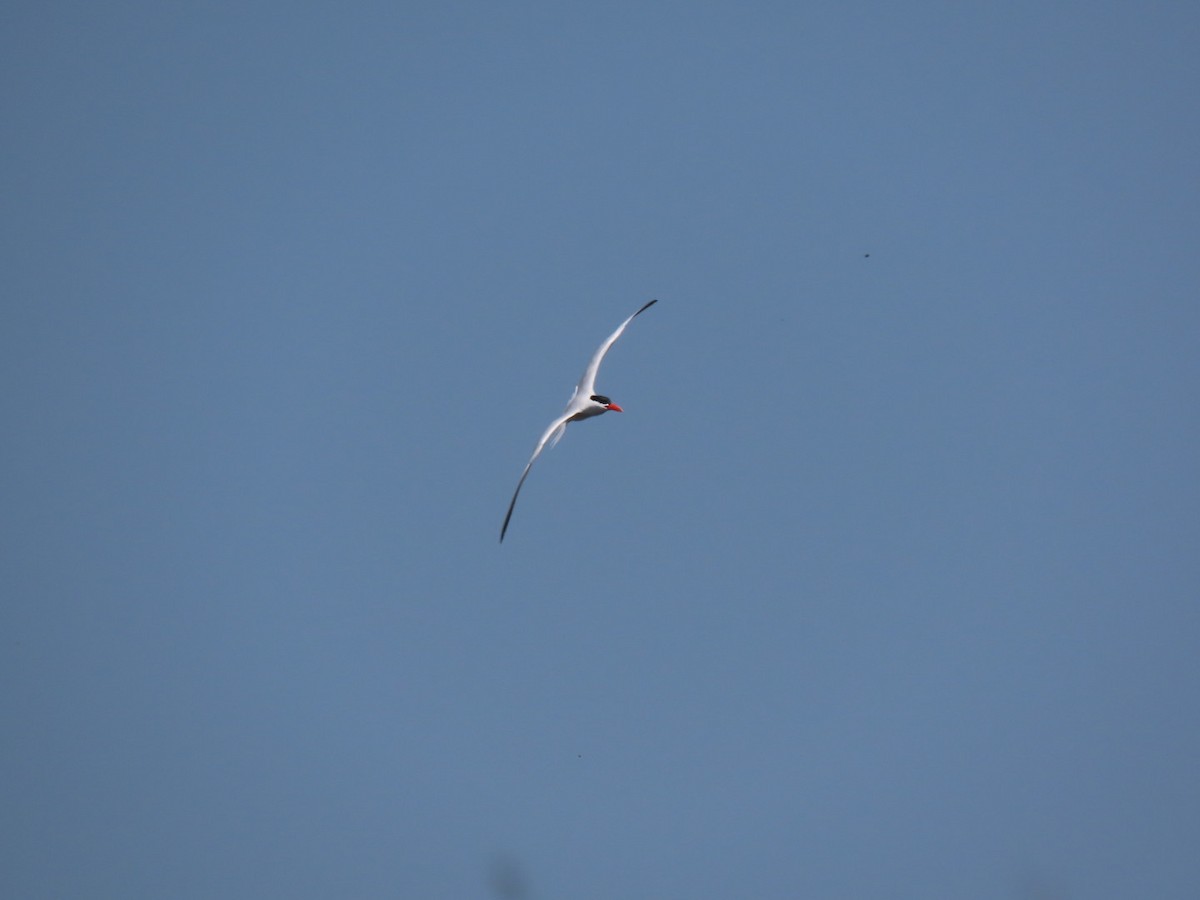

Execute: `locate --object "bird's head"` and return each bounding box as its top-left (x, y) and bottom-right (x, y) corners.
top-left (590, 394), bottom-right (623, 412)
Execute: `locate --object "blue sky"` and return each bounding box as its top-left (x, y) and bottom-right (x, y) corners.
top-left (3, 2), bottom-right (1198, 897)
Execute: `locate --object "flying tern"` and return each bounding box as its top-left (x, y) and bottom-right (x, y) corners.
top-left (500, 299), bottom-right (657, 542)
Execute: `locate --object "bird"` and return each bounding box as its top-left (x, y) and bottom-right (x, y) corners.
top-left (500, 299), bottom-right (657, 542)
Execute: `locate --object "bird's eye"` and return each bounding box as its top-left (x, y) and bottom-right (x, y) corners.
top-left (590, 394), bottom-right (611, 404)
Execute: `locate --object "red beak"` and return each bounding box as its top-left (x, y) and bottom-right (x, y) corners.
top-left (605, 402), bottom-right (623, 412)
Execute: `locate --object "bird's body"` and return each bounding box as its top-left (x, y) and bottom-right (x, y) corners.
top-left (500, 299), bottom-right (657, 542)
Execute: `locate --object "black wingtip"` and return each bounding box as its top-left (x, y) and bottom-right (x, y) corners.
top-left (637, 299), bottom-right (658, 315)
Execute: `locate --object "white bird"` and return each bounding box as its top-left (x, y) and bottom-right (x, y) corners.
top-left (500, 299), bottom-right (658, 542)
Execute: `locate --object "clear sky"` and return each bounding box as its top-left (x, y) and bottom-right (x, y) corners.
top-left (3, 2), bottom-right (1198, 898)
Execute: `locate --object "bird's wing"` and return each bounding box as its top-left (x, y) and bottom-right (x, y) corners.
top-left (572, 299), bottom-right (657, 401)
top-left (500, 411), bottom-right (573, 542)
